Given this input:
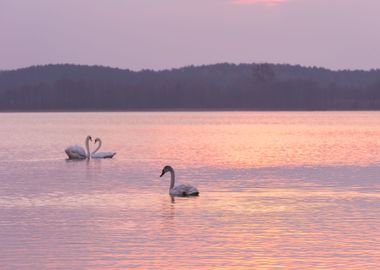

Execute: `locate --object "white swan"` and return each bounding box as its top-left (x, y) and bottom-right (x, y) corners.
top-left (160, 165), bottom-right (199, 197)
top-left (65, 135), bottom-right (92, 160)
top-left (91, 138), bottom-right (116, 159)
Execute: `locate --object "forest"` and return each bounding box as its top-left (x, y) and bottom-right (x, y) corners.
top-left (0, 63), bottom-right (379, 111)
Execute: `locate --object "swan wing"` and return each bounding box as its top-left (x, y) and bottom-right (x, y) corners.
top-left (65, 145), bottom-right (87, 159)
top-left (170, 184), bottom-right (199, 196)
top-left (91, 152), bottom-right (116, 159)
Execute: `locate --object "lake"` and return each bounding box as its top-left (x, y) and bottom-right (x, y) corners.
top-left (0, 112), bottom-right (379, 269)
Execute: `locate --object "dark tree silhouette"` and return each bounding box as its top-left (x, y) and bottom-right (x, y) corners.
top-left (0, 63), bottom-right (379, 111)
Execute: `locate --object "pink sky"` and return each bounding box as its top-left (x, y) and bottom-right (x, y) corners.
top-left (0, 0), bottom-right (379, 71)
top-left (233, 0), bottom-right (287, 5)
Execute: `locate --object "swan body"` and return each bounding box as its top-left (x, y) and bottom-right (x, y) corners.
top-left (169, 184), bottom-right (199, 197)
top-left (92, 152), bottom-right (116, 159)
top-left (91, 138), bottom-right (116, 159)
top-left (160, 165), bottom-right (199, 197)
top-left (65, 136), bottom-right (92, 159)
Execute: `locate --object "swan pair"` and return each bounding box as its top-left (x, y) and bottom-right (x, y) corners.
top-left (65, 136), bottom-right (116, 160)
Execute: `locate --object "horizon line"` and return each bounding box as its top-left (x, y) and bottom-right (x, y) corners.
top-left (1, 62), bottom-right (380, 73)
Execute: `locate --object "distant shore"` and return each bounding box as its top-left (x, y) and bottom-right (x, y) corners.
top-left (1, 63), bottom-right (380, 111)
top-left (1, 109), bottom-right (379, 113)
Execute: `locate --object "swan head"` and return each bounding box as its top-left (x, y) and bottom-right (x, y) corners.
top-left (86, 135), bottom-right (93, 142)
top-left (160, 165), bottom-right (173, 177)
top-left (94, 138), bottom-right (100, 143)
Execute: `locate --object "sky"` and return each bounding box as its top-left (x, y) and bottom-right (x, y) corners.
top-left (0, 0), bottom-right (379, 71)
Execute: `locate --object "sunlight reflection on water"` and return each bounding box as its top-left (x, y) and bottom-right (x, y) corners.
top-left (0, 112), bottom-right (379, 269)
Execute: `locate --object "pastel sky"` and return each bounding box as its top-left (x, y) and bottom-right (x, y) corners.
top-left (1, 0), bottom-right (379, 70)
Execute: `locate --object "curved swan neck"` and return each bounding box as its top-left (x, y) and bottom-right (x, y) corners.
top-left (91, 138), bottom-right (102, 155)
top-left (169, 169), bottom-right (175, 189)
top-left (85, 137), bottom-right (91, 159)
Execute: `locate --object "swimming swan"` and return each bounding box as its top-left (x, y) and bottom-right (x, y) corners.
top-left (65, 135), bottom-right (92, 160)
top-left (91, 138), bottom-right (116, 159)
top-left (160, 165), bottom-right (199, 197)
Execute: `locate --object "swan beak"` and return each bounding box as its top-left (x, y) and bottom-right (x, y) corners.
top-left (160, 171), bottom-right (165, 177)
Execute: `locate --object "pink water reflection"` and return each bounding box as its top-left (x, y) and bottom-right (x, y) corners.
top-left (0, 112), bottom-right (379, 269)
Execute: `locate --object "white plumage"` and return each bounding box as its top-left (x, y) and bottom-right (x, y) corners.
top-left (169, 184), bottom-right (199, 197)
top-left (160, 165), bottom-right (199, 197)
top-left (91, 138), bottom-right (116, 159)
top-left (65, 136), bottom-right (92, 160)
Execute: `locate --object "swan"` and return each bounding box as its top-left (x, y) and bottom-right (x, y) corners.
top-left (65, 135), bottom-right (92, 160)
top-left (160, 165), bottom-right (199, 197)
top-left (91, 138), bottom-right (116, 159)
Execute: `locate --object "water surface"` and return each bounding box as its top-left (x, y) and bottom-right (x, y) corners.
top-left (0, 112), bottom-right (379, 269)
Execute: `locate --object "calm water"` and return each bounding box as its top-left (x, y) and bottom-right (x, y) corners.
top-left (0, 112), bottom-right (379, 269)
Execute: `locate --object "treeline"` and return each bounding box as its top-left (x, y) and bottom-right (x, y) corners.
top-left (0, 63), bottom-right (380, 111)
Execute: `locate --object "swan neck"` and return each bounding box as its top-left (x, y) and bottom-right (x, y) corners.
top-left (85, 137), bottom-right (91, 159)
top-left (91, 139), bottom-right (102, 155)
top-left (169, 170), bottom-right (175, 190)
